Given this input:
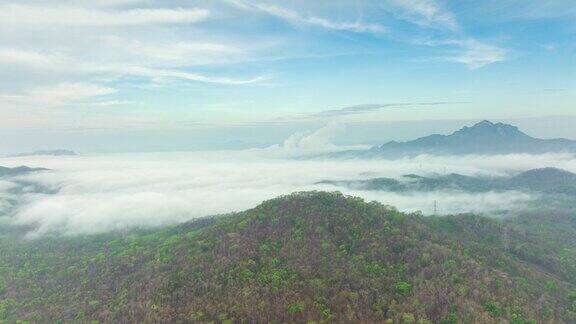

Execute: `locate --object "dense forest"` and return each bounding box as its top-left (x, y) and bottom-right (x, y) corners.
top-left (1, 191), bottom-right (575, 323)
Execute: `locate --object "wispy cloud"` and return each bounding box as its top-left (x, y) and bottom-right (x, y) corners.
top-left (224, 0), bottom-right (507, 69)
top-left (114, 40), bottom-right (245, 66)
top-left (543, 88), bottom-right (566, 93)
top-left (227, 0), bottom-right (387, 34)
top-left (0, 1), bottom-right (270, 121)
top-left (438, 39), bottom-right (508, 69)
top-left (88, 100), bottom-right (138, 107)
top-left (0, 83), bottom-right (115, 107)
top-left (385, 0), bottom-right (458, 31)
top-left (382, 0), bottom-right (507, 68)
top-left (0, 4), bottom-right (210, 27)
top-left (477, 0), bottom-right (576, 20)
top-left (116, 66), bottom-right (271, 85)
top-left (0, 48), bottom-right (63, 67)
top-left (314, 102), bottom-right (468, 117)
top-left (81, 0), bottom-right (150, 7)
top-left (0, 47), bottom-right (266, 86)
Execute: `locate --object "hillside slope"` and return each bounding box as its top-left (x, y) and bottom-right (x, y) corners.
top-left (1, 192), bottom-right (575, 323)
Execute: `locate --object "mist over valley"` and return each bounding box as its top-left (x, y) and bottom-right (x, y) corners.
top-left (2, 122), bottom-right (576, 237)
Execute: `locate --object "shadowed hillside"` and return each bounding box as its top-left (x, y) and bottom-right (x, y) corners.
top-left (1, 192), bottom-right (575, 323)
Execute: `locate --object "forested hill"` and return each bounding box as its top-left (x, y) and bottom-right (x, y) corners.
top-left (1, 192), bottom-right (575, 323)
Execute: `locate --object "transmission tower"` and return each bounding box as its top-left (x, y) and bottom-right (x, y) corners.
top-left (503, 225), bottom-right (510, 252)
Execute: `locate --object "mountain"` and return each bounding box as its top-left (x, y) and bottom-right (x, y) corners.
top-left (510, 167), bottom-right (576, 193)
top-left (9, 149), bottom-right (77, 157)
top-left (332, 120), bottom-right (576, 158)
top-left (1, 192), bottom-right (575, 322)
top-left (0, 166), bottom-right (49, 177)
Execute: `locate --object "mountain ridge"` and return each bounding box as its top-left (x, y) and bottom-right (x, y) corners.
top-left (318, 167), bottom-right (576, 197)
top-left (332, 120), bottom-right (576, 158)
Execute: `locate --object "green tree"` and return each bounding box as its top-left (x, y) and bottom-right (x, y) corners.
top-left (395, 281), bottom-right (412, 295)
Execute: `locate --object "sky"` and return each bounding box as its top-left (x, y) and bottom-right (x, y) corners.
top-left (1, 0), bottom-right (575, 153)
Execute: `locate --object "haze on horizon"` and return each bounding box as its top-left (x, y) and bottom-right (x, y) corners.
top-left (1, 0), bottom-right (575, 154)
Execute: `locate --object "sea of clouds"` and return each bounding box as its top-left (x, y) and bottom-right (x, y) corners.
top-left (1, 125), bottom-right (576, 237)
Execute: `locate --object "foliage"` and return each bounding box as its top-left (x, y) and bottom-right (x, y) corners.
top-left (0, 191), bottom-right (574, 322)
top-left (395, 281), bottom-right (412, 295)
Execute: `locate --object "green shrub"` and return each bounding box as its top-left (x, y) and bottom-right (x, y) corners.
top-left (320, 307), bottom-right (334, 320)
top-left (440, 312), bottom-right (457, 324)
top-left (395, 281), bottom-right (412, 295)
top-left (287, 302), bottom-right (305, 314)
top-left (402, 312), bottom-right (415, 323)
top-left (484, 301), bottom-right (503, 317)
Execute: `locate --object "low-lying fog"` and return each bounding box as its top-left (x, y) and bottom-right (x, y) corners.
top-left (2, 127), bottom-right (576, 236)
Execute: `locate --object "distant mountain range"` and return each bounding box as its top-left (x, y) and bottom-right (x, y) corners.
top-left (8, 149), bottom-right (77, 157)
top-left (332, 120), bottom-right (576, 158)
top-left (318, 167), bottom-right (576, 196)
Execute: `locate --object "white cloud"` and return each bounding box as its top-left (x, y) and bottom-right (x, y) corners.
top-left (412, 37), bottom-right (507, 69)
top-left (13, 0), bottom-right (150, 7)
top-left (0, 4), bottom-right (209, 28)
top-left (31, 83), bottom-right (116, 104)
top-left (78, 0), bottom-right (150, 7)
top-left (0, 46), bottom-right (264, 86)
top-left (263, 123), bottom-right (370, 157)
top-left (0, 1), bottom-right (268, 115)
top-left (228, 0), bottom-right (387, 34)
top-left (382, 0), bottom-right (507, 68)
top-left (88, 100), bottom-right (138, 107)
top-left (385, 0), bottom-right (458, 31)
top-left (115, 40), bottom-right (245, 66)
top-left (478, 0), bottom-right (576, 20)
top-left (0, 48), bottom-right (63, 67)
top-left (441, 39), bottom-right (507, 69)
top-left (0, 83), bottom-right (115, 107)
top-left (116, 66), bottom-right (270, 85)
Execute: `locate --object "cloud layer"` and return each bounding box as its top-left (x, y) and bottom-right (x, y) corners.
top-left (2, 147), bottom-right (575, 237)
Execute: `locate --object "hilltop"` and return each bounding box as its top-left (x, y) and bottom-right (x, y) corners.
top-left (1, 192), bottom-right (575, 322)
top-left (331, 121), bottom-right (576, 158)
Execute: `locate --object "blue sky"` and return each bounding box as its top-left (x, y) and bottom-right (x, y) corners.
top-left (0, 0), bottom-right (575, 153)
